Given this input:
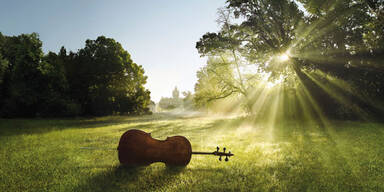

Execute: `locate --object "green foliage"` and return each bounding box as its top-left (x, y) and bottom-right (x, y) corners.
top-left (0, 33), bottom-right (47, 117)
top-left (0, 34), bottom-right (151, 117)
top-left (195, 0), bottom-right (384, 119)
top-left (0, 33), bottom-right (7, 84)
top-left (65, 36), bottom-right (150, 116)
top-left (0, 53), bottom-right (8, 85)
top-left (194, 56), bottom-right (239, 108)
top-left (197, 0), bottom-right (303, 76)
top-left (182, 91), bottom-right (194, 110)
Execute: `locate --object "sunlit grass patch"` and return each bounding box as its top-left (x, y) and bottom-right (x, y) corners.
top-left (1, 114), bottom-right (384, 191)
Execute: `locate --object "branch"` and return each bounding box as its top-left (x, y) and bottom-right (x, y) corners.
top-left (206, 90), bottom-right (236, 102)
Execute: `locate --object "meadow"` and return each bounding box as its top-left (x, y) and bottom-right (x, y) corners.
top-left (1, 113), bottom-right (384, 191)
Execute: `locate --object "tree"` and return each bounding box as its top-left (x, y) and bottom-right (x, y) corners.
top-left (0, 33), bottom-right (47, 117)
top-left (66, 36), bottom-right (151, 116)
top-left (293, 0), bottom-right (384, 118)
top-left (194, 56), bottom-right (238, 107)
top-left (182, 91), bottom-right (194, 110)
top-left (0, 33), bottom-right (151, 117)
top-left (195, 0), bottom-right (384, 119)
top-left (0, 33), bottom-right (6, 111)
top-left (197, 1), bottom-right (303, 78)
top-left (38, 51), bottom-right (80, 116)
top-left (0, 33), bottom-right (7, 86)
top-left (0, 53), bottom-right (7, 85)
top-left (196, 1), bottom-right (303, 112)
top-left (0, 40), bottom-right (9, 111)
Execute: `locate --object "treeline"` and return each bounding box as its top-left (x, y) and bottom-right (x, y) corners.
top-left (0, 33), bottom-right (151, 117)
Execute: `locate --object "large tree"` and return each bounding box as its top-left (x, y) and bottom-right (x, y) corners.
top-left (195, 0), bottom-right (304, 113)
top-left (0, 33), bottom-right (47, 117)
top-left (195, 0), bottom-right (384, 119)
top-left (66, 36), bottom-right (151, 116)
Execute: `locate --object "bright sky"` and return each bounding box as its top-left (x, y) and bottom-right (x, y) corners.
top-left (0, 0), bottom-right (224, 102)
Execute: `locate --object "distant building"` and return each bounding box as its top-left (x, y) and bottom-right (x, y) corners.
top-left (148, 100), bottom-right (156, 113)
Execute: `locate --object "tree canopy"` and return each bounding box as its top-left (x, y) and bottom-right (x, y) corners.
top-left (0, 33), bottom-right (151, 117)
top-left (195, 0), bottom-right (384, 120)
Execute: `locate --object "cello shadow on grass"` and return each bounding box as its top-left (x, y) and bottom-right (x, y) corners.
top-left (75, 164), bottom-right (185, 192)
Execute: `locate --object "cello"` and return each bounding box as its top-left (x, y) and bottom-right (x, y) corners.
top-left (117, 129), bottom-right (234, 166)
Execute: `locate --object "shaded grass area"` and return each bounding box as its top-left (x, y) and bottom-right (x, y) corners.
top-left (1, 113), bottom-right (384, 191)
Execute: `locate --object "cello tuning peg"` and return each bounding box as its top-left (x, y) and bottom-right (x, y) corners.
top-left (216, 146), bottom-right (219, 152)
top-left (225, 156), bottom-right (229, 162)
top-left (223, 147), bottom-right (226, 153)
top-left (219, 156), bottom-right (222, 161)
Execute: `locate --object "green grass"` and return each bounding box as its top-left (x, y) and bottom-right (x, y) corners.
top-left (1, 113), bottom-right (384, 191)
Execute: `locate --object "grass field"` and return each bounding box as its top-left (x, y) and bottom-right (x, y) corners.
top-left (1, 113), bottom-right (384, 191)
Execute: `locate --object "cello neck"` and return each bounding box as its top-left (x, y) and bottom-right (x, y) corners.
top-left (191, 151), bottom-right (214, 155)
top-left (191, 147), bottom-right (234, 161)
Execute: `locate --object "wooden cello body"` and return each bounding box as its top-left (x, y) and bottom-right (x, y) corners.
top-left (117, 129), bottom-right (192, 166)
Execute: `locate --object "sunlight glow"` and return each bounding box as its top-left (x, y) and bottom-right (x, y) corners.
top-left (266, 76), bottom-right (284, 88)
top-left (266, 81), bottom-right (277, 88)
top-left (278, 52), bottom-right (290, 62)
top-left (261, 72), bottom-right (271, 81)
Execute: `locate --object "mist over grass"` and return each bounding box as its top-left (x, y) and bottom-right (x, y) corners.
top-left (1, 113), bottom-right (383, 191)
